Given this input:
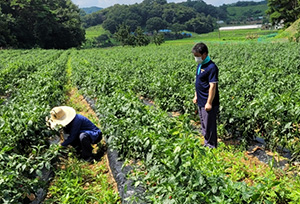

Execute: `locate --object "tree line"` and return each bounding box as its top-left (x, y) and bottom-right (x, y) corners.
top-left (0, 0), bottom-right (85, 49)
top-left (81, 0), bottom-right (273, 33)
top-left (83, 0), bottom-right (219, 35)
top-left (266, 0), bottom-right (300, 28)
top-left (1, 0), bottom-right (299, 49)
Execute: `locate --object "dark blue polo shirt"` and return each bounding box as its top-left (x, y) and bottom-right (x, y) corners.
top-left (61, 114), bottom-right (101, 146)
top-left (195, 60), bottom-right (219, 108)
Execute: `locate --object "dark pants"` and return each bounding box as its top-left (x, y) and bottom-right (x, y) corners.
top-left (198, 106), bottom-right (218, 148)
top-left (70, 132), bottom-right (102, 159)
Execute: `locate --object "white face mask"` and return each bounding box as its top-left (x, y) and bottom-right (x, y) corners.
top-left (195, 57), bottom-right (203, 64)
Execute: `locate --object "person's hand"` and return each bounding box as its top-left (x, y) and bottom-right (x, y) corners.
top-left (193, 95), bottom-right (197, 104)
top-left (205, 103), bottom-right (212, 111)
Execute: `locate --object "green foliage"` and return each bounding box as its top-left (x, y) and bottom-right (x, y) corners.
top-left (95, 34), bottom-right (113, 47)
top-left (146, 17), bottom-right (168, 32)
top-left (0, 0), bottom-right (85, 49)
top-left (81, 11), bottom-right (104, 28)
top-left (68, 44), bottom-right (300, 203)
top-left (181, 0), bottom-right (223, 20)
top-left (293, 21), bottom-right (300, 42)
top-left (226, 2), bottom-right (268, 23)
top-left (102, 19), bottom-right (118, 34)
top-left (153, 33), bottom-right (165, 45)
top-left (97, 0), bottom-right (215, 35)
top-left (0, 8), bottom-right (16, 47)
top-left (266, 0), bottom-right (300, 27)
top-left (85, 0), bottom-right (269, 37)
top-left (85, 25), bottom-right (109, 39)
top-left (1, 39), bottom-right (300, 203)
top-left (115, 24), bottom-right (136, 46)
top-left (80, 6), bottom-right (102, 15)
top-left (45, 154), bottom-right (120, 204)
top-left (1, 145), bottom-right (62, 204)
top-left (170, 23), bottom-right (186, 33)
top-left (185, 14), bottom-right (214, 34)
top-left (115, 24), bottom-right (150, 47)
top-left (135, 27), bottom-right (150, 46)
top-left (0, 50), bottom-right (69, 202)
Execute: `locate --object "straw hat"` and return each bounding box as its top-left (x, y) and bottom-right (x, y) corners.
top-left (48, 106), bottom-right (76, 129)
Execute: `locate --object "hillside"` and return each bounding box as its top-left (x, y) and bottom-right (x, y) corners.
top-left (276, 18), bottom-right (300, 39)
top-left (81, 6), bottom-right (102, 14)
top-left (226, 2), bottom-right (268, 23)
top-left (82, 0), bottom-right (268, 33)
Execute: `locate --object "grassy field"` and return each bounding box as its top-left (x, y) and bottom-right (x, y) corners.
top-left (226, 4), bottom-right (268, 20)
top-left (276, 18), bottom-right (300, 40)
top-left (85, 25), bottom-right (110, 39)
top-left (85, 24), bottom-right (281, 46)
top-left (166, 28), bottom-right (279, 45)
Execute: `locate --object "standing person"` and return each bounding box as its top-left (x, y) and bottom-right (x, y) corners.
top-left (192, 42), bottom-right (219, 148)
top-left (48, 106), bottom-right (102, 161)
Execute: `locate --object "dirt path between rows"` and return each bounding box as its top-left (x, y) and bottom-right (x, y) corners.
top-left (66, 87), bottom-right (119, 193)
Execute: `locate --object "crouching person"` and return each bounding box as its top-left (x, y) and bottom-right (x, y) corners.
top-left (48, 106), bottom-right (102, 162)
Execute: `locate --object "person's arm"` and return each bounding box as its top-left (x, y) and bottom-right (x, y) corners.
top-left (61, 116), bottom-right (81, 146)
top-left (205, 83), bottom-right (217, 111)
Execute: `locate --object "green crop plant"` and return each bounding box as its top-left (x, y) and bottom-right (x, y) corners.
top-left (45, 154), bottom-right (120, 204)
top-left (0, 50), bottom-right (68, 203)
top-left (1, 40), bottom-right (300, 203)
top-left (67, 41), bottom-right (300, 203)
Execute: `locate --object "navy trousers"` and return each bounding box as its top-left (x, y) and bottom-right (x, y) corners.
top-left (70, 132), bottom-right (102, 159)
top-left (198, 106), bottom-right (218, 148)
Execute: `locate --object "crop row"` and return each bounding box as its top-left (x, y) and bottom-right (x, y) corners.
top-left (0, 50), bottom-right (68, 203)
top-left (1, 41), bottom-right (299, 202)
top-left (0, 50), bottom-right (63, 97)
top-left (69, 42), bottom-right (300, 158)
top-left (69, 43), bottom-right (300, 203)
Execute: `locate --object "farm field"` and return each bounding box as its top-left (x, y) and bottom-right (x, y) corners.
top-left (1, 39), bottom-right (300, 203)
top-left (166, 29), bottom-right (280, 44)
top-left (85, 25), bottom-right (110, 39)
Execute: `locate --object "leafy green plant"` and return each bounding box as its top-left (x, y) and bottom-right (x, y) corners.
top-left (0, 50), bottom-right (68, 203)
top-left (68, 42), bottom-right (300, 203)
top-left (45, 154), bottom-right (120, 204)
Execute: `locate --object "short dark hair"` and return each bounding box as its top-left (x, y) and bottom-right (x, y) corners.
top-left (192, 42), bottom-right (208, 55)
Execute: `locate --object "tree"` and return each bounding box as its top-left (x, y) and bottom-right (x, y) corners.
top-left (95, 34), bottom-right (113, 47)
top-left (0, 0), bottom-right (85, 49)
top-left (125, 19), bottom-right (139, 32)
top-left (173, 6), bottom-right (197, 24)
top-left (152, 32), bottom-right (164, 45)
top-left (162, 8), bottom-right (175, 23)
top-left (134, 26), bottom-right (150, 46)
top-left (142, 0), bottom-right (167, 5)
top-left (266, 0), bottom-right (300, 27)
top-left (114, 23), bottom-right (135, 46)
top-left (146, 17), bottom-right (167, 32)
top-left (46, 0), bottom-right (85, 49)
top-left (102, 19), bottom-right (118, 34)
top-left (170, 23), bottom-right (186, 33)
top-left (82, 12), bottom-right (104, 28)
top-left (0, 7), bottom-right (16, 47)
top-left (185, 16), bottom-right (214, 34)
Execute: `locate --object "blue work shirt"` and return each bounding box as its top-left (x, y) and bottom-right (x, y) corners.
top-left (61, 114), bottom-right (101, 146)
top-left (195, 60), bottom-right (220, 107)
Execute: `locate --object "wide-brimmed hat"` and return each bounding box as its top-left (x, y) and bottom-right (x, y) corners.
top-left (48, 106), bottom-right (76, 129)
